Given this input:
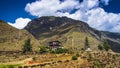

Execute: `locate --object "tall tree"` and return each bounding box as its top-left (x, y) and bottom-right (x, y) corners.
top-left (84, 37), bottom-right (90, 50)
top-left (22, 38), bottom-right (32, 53)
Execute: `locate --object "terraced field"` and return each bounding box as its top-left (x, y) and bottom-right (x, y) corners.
top-left (0, 51), bottom-right (120, 68)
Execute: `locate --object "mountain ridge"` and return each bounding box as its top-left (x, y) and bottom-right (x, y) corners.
top-left (0, 16), bottom-right (120, 52)
top-left (25, 16), bottom-right (120, 52)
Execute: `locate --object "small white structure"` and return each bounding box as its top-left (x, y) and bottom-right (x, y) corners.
top-left (85, 48), bottom-right (92, 51)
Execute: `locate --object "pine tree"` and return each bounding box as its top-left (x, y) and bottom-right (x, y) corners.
top-left (22, 38), bottom-right (32, 53)
top-left (84, 37), bottom-right (89, 50)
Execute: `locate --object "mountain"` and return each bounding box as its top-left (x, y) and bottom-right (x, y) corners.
top-left (1, 16), bottom-right (120, 52)
top-left (25, 16), bottom-right (120, 52)
top-left (0, 20), bottom-right (39, 51)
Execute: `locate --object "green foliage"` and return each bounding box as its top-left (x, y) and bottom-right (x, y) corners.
top-left (94, 61), bottom-right (102, 68)
top-left (98, 41), bottom-right (110, 51)
top-left (8, 65), bottom-right (14, 68)
top-left (22, 38), bottom-right (32, 53)
top-left (103, 41), bottom-right (110, 51)
top-left (76, 53), bottom-right (80, 57)
top-left (87, 54), bottom-right (92, 61)
top-left (84, 37), bottom-right (90, 49)
top-left (39, 45), bottom-right (47, 53)
top-left (0, 66), bottom-right (6, 68)
top-left (98, 44), bottom-right (103, 50)
top-left (54, 48), bottom-right (68, 54)
top-left (32, 57), bottom-right (36, 61)
top-left (0, 64), bottom-right (20, 68)
top-left (81, 48), bottom-right (85, 51)
top-left (72, 55), bottom-right (78, 60)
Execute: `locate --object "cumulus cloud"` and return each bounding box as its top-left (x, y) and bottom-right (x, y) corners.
top-left (101, 0), bottom-right (110, 5)
top-left (24, 0), bottom-right (120, 33)
top-left (25, 0), bottom-right (79, 17)
top-left (86, 8), bottom-right (120, 32)
top-left (8, 17), bottom-right (31, 29)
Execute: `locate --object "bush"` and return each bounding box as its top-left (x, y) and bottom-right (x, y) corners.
top-left (64, 60), bottom-right (69, 62)
top-left (39, 45), bottom-right (47, 53)
top-left (81, 48), bottom-right (85, 51)
top-left (57, 48), bottom-right (68, 54)
top-left (94, 61), bottom-right (102, 68)
top-left (51, 48), bottom-right (68, 54)
top-left (32, 57), bottom-right (36, 61)
top-left (8, 65), bottom-right (14, 68)
top-left (76, 53), bottom-right (80, 57)
top-left (18, 66), bottom-right (22, 68)
top-left (87, 54), bottom-right (92, 61)
top-left (103, 41), bottom-right (110, 51)
top-left (72, 56), bottom-right (78, 60)
top-left (98, 44), bottom-right (103, 50)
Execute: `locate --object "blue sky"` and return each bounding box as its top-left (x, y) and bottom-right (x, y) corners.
top-left (0, 0), bottom-right (120, 33)
top-left (0, 0), bottom-right (35, 22)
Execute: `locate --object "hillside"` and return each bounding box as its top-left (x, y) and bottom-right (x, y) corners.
top-left (0, 17), bottom-right (120, 68)
top-left (0, 16), bottom-right (120, 52)
top-left (0, 20), bottom-right (39, 51)
top-left (25, 16), bottom-right (120, 52)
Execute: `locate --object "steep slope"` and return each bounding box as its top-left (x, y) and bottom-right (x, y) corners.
top-left (25, 16), bottom-right (120, 52)
top-left (25, 16), bottom-right (99, 52)
top-left (0, 20), bottom-right (39, 51)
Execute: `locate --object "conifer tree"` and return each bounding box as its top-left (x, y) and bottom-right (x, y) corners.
top-left (84, 37), bottom-right (90, 50)
top-left (22, 38), bottom-right (32, 53)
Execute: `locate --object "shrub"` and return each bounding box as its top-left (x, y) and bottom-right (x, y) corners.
top-left (72, 55), bottom-right (78, 60)
top-left (8, 65), bottom-right (14, 68)
top-left (64, 60), bottom-right (69, 62)
top-left (39, 45), bottom-right (47, 53)
top-left (18, 66), bottom-right (22, 68)
top-left (52, 48), bottom-right (68, 54)
top-left (94, 61), bottom-right (102, 68)
top-left (103, 41), bottom-right (110, 51)
top-left (32, 57), bottom-right (36, 61)
top-left (87, 54), bottom-right (92, 61)
top-left (81, 48), bottom-right (85, 51)
top-left (76, 53), bottom-right (80, 57)
top-left (57, 60), bottom-right (62, 63)
top-left (98, 44), bottom-right (103, 50)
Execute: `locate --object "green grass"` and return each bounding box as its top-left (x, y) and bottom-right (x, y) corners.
top-left (0, 64), bottom-right (20, 68)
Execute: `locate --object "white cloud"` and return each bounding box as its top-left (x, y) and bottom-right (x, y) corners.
top-left (8, 17), bottom-right (31, 29)
top-left (101, 0), bottom-right (110, 5)
top-left (86, 8), bottom-right (120, 32)
top-left (78, 0), bottom-right (99, 10)
top-left (24, 0), bottom-right (120, 33)
top-left (25, 0), bottom-right (79, 17)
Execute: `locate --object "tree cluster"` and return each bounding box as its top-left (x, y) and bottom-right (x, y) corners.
top-left (98, 41), bottom-right (111, 51)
